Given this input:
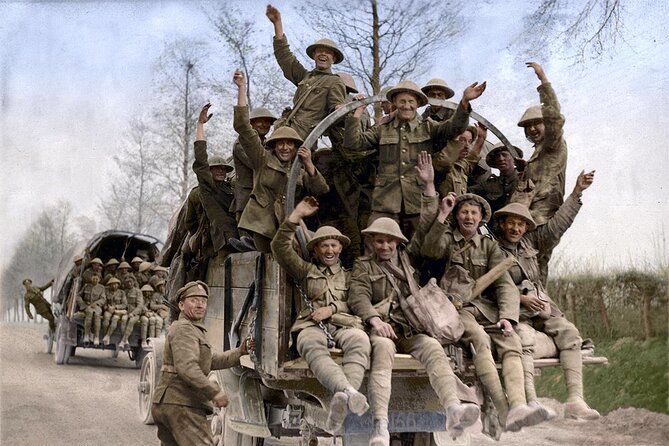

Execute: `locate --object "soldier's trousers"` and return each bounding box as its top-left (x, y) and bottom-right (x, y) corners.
top-left (103, 311), bottom-right (128, 337)
top-left (369, 333), bottom-right (460, 421)
top-left (33, 300), bottom-right (55, 331)
top-left (296, 326), bottom-right (370, 394)
top-left (149, 316), bottom-right (165, 338)
top-left (82, 305), bottom-right (102, 338)
top-left (122, 314), bottom-right (140, 342)
top-left (140, 315), bottom-right (150, 340)
top-left (459, 307), bottom-right (525, 418)
top-left (152, 402), bottom-right (214, 446)
top-left (517, 316), bottom-right (583, 402)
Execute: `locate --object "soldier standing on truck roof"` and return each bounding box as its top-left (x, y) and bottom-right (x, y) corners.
top-left (101, 277), bottom-right (128, 346)
top-left (418, 190), bottom-right (550, 432)
top-left (118, 276), bottom-right (144, 350)
top-left (266, 4), bottom-right (348, 141)
top-left (76, 273), bottom-right (106, 345)
top-left (233, 71), bottom-right (329, 253)
top-left (344, 79), bottom-right (485, 239)
top-left (22, 278), bottom-right (56, 332)
top-left (271, 196), bottom-right (371, 433)
top-left (494, 170), bottom-right (600, 421)
top-left (347, 152), bottom-right (481, 445)
top-left (511, 62), bottom-right (568, 284)
top-left (151, 281), bottom-right (254, 446)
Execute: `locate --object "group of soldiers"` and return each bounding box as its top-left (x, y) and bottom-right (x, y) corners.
top-left (151, 4), bottom-right (601, 445)
top-left (23, 255), bottom-right (170, 351)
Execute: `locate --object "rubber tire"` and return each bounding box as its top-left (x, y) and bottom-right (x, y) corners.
top-left (44, 328), bottom-right (54, 354)
top-left (137, 338), bottom-right (164, 425)
top-left (54, 322), bottom-right (72, 365)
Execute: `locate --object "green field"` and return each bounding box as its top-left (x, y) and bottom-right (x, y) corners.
top-left (535, 337), bottom-right (669, 414)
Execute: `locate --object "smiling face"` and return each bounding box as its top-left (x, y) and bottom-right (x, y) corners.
top-left (371, 234), bottom-right (399, 262)
top-left (524, 119), bottom-right (545, 145)
top-left (499, 215), bottom-right (528, 244)
top-left (393, 92), bottom-right (419, 122)
top-left (210, 165), bottom-right (228, 182)
top-left (313, 46), bottom-right (335, 71)
top-left (179, 296), bottom-right (208, 321)
top-left (273, 139), bottom-right (297, 163)
top-left (455, 202), bottom-right (483, 239)
top-left (314, 239), bottom-right (343, 267)
top-left (251, 117), bottom-right (273, 137)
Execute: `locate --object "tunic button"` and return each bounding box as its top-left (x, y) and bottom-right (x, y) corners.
top-left (402, 136), bottom-right (407, 140)
top-left (400, 175), bottom-right (405, 179)
top-left (401, 161), bottom-right (406, 165)
top-left (402, 149), bottom-right (407, 153)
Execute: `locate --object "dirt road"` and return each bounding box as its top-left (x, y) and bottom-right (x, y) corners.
top-left (1, 323), bottom-right (668, 446)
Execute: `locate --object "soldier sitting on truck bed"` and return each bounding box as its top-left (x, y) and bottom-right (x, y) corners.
top-left (348, 154), bottom-right (481, 445)
top-left (418, 190), bottom-right (550, 432)
top-left (147, 280), bottom-right (169, 336)
top-left (102, 258), bottom-right (119, 285)
top-left (494, 170), bottom-right (600, 421)
top-left (22, 278), bottom-right (56, 332)
top-left (101, 277), bottom-right (128, 346)
top-left (76, 272), bottom-right (106, 345)
top-left (118, 276), bottom-right (144, 350)
top-left (135, 262), bottom-right (152, 288)
top-left (141, 284), bottom-right (162, 343)
top-left (421, 78), bottom-right (456, 122)
top-left (82, 257), bottom-right (104, 284)
top-left (271, 196), bottom-right (371, 433)
top-left (115, 261), bottom-right (133, 283)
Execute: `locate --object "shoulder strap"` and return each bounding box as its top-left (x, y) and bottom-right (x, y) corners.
top-left (285, 73), bottom-right (331, 124)
top-left (398, 252), bottom-right (420, 296)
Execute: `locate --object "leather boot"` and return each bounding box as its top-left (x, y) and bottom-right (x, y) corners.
top-left (369, 418), bottom-right (390, 446)
top-left (345, 387), bottom-right (369, 415)
top-left (564, 400), bottom-right (600, 420)
top-left (446, 403), bottom-right (481, 438)
top-left (326, 392), bottom-right (348, 433)
top-left (505, 403), bottom-right (550, 432)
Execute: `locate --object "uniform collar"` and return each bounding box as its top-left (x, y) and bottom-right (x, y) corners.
top-left (392, 115), bottom-right (419, 131)
top-left (312, 67), bottom-right (333, 75)
top-left (426, 106), bottom-right (449, 120)
top-left (178, 312), bottom-right (207, 331)
top-left (317, 262), bottom-right (342, 275)
top-left (454, 228), bottom-right (482, 247)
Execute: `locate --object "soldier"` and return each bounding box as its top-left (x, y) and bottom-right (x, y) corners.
top-left (348, 210), bottom-right (481, 444)
top-left (421, 78), bottom-right (456, 122)
top-left (147, 280), bottom-right (170, 336)
top-left (22, 278), bottom-right (56, 332)
top-left (141, 284), bottom-right (162, 341)
top-left (266, 4), bottom-right (347, 139)
top-left (151, 281), bottom-right (253, 445)
top-left (116, 261), bottom-right (133, 282)
top-left (418, 191), bottom-right (549, 431)
top-left (103, 258), bottom-right (119, 285)
top-left (233, 107), bottom-right (277, 224)
top-left (82, 257), bottom-right (104, 284)
top-left (343, 79), bottom-right (486, 238)
top-left (149, 265), bottom-right (169, 289)
top-left (512, 62), bottom-right (568, 283)
top-left (76, 272), bottom-right (106, 345)
top-left (101, 277), bottom-right (128, 345)
top-left (494, 170), bottom-right (599, 420)
top-left (469, 143), bottom-right (524, 219)
top-left (130, 256), bottom-right (144, 272)
top-left (135, 261), bottom-right (152, 287)
top-left (433, 123), bottom-right (487, 197)
top-left (233, 70), bottom-right (329, 252)
top-left (193, 104), bottom-right (239, 259)
top-left (271, 197), bottom-right (370, 432)
top-left (73, 254), bottom-right (84, 277)
top-left (375, 86), bottom-right (395, 127)
top-left (119, 276), bottom-right (144, 350)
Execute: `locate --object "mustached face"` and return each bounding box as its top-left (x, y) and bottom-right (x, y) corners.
top-left (499, 215), bottom-right (528, 243)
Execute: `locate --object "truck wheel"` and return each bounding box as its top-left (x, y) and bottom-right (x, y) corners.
top-left (137, 338), bottom-right (164, 425)
top-left (54, 323), bottom-right (71, 365)
top-left (44, 328), bottom-right (54, 354)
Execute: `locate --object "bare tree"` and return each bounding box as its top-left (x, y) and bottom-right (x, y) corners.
top-left (297, 0), bottom-right (463, 118)
top-left (516, 0), bottom-right (626, 63)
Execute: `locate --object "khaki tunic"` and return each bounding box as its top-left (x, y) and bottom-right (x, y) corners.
top-left (432, 140), bottom-right (480, 197)
top-left (152, 313), bottom-right (243, 409)
top-left (125, 287), bottom-right (145, 317)
top-left (134, 271), bottom-right (150, 288)
top-left (233, 106), bottom-right (329, 239)
top-left (77, 283), bottom-right (106, 311)
top-left (233, 137), bottom-right (267, 215)
top-left (82, 267), bottom-right (102, 284)
top-left (270, 220), bottom-right (351, 333)
top-left (470, 171), bottom-right (520, 216)
top-left (23, 283), bottom-right (52, 319)
top-left (184, 187), bottom-right (205, 235)
top-left (193, 140), bottom-right (239, 252)
top-left (105, 289), bottom-right (127, 311)
top-left (514, 82), bottom-right (567, 226)
top-left (419, 199), bottom-right (520, 324)
top-left (343, 105), bottom-right (470, 215)
top-left (273, 34), bottom-right (347, 139)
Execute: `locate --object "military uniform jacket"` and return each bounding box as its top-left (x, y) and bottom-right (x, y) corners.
top-left (233, 137), bottom-right (266, 214)
top-left (148, 292), bottom-right (168, 312)
top-left (184, 187), bottom-right (205, 235)
top-left (193, 140), bottom-right (240, 252)
top-left (105, 289), bottom-right (127, 311)
top-left (271, 220), bottom-right (351, 333)
top-left (419, 198), bottom-right (520, 324)
top-left (421, 106), bottom-right (454, 123)
top-left (234, 106), bottom-right (329, 239)
top-left (519, 82), bottom-right (567, 226)
top-left (134, 271), bottom-right (150, 288)
top-left (470, 171), bottom-right (520, 216)
top-left (433, 140), bottom-right (480, 197)
top-left (24, 283), bottom-right (52, 317)
top-left (499, 195), bottom-right (582, 312)
top-left (343, 105), bottom-right (470, 215)
top-left (273, 34), bottom-right (347, 139)
top-left (125, 287), bottom-right (144, 317)
top-left (153, 313), bottom-right (243, 409)
top-left (77, 283), bottom-right (106, 310)
top-left (82, 267), bottom-right (102, 284)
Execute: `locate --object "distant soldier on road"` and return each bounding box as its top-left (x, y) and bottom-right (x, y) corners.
top-left (152, 281), bottom-right (254, 446)
top-left (22, 278), bottom-right (56, 332)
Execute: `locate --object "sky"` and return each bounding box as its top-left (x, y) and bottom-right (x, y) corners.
top-left (1, 0), bottom-right (668, 274)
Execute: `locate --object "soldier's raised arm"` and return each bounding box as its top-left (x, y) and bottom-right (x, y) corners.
top-left (232, 71), bottom-right (267, 170)
top-left (526, 62), bottom-right (564, 153)
top-left (267, 4), bottom-right (308, 85)
top-left (343, 99), bottom-right (381, 152)
top-left (430, 81), bottom-right (485, 143)
top-left (420, 193), bottom-right (458, 259)
top-left (271, 197), bottom-right (319, 281)
top-left (193, 102), bottom-right (216, 190)
top-left (406, 151), bottom-right (440, 257)
top-left (39, 279), bottom-right (54, 292)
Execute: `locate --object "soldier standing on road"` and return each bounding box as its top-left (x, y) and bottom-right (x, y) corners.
top-left (152, 281), bottom-right (254, 446)
top-left (101, 277), bottom-right (128, 345)
top-left (419, 191), bottom-right (550, 432)
top-left (271, 197), bottom-right (371, 432)
top-left (421, 78), bottom-right (456, 122)
top-left (512, 62), bottom-right (568, 283)
top-left (344, 79), bottom-right (485, 238)
top-left (76, 273), bottom-right (106, 345)
top-left (266, 4), bottom-right (347, 140)
top-left (494, 170), bottom-right (600, 420)
top-left (233, 71), bottom-right (329, 252)
top-left (22, 278), bottom-right (56, 332)
top-left (118, 276), bottom-right (144, 350)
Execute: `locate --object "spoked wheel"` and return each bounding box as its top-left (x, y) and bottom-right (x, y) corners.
top-left (44, 327), bottom-right (54, 354)
top-left (137, 338), bottom-right (164, 425)
top-left (54, 322), bottom-right (72, 365)
top-left (208, 371), bottom-right (226, 446)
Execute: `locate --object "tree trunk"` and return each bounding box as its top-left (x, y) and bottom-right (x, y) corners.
top-left (371, 0), bottom-right (381, 120)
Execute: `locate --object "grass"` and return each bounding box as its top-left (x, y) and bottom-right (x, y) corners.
top-left (535, 336), bottom-right (668, 414)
